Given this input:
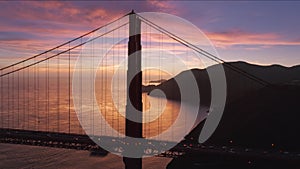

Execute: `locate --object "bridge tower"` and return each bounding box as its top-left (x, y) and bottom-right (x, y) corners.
top-left (123, 10), bottom-right (143, 169)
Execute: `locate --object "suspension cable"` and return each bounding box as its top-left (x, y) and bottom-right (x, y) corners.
top-left (137, 14), bottom-right (271, 87)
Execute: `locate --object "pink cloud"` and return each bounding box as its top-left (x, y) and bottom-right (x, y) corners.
top-left (147, 0), bottom-right (172, 9)
top-left (146, 0), bottom-right (178, 14)
top-left (3, 1), bottom-right (299, 69)
top-left (0, 1), bottom-right (122, 27)
top-left (205, 29), bottom-right (300, 48)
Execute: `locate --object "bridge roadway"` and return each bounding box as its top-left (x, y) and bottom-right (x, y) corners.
top-left (0, 128), bottom-right (299, 164)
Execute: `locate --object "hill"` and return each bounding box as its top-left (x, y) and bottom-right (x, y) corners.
top-left (143, 61), bottom-right (300, 106)
top-left (143, 62), bottom-right (300, 150)
top-left (162, 62), bottom-right (300, 168)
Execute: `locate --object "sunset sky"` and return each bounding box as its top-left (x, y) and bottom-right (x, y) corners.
top-left (0, 1), bottom-right (300, 68)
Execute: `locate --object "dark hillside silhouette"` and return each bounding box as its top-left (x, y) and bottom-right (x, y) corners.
top-left (159, 62), bottom-right (300, 169)
top-left (143, 62), bottom-right (300, 150)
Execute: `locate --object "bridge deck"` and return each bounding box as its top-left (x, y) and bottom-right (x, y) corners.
top-left (1, 128), bottom-right (299, 163)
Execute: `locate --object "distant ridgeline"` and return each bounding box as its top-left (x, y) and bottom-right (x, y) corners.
top-left (143, 61), bottom-right (300, 151)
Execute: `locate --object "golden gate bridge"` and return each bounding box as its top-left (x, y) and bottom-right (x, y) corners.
top-left (0, 11), bottom-right (298, 169)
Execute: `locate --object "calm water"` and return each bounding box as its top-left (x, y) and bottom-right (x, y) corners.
top-left (0, 74), bottom-right (207, 142)
top-left (0, 66), bottom-right (203, 169)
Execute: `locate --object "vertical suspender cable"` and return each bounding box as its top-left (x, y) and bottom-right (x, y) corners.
top-left (69, 43), bottom-right (71, 134)
top-left (80, 37), bottom-right (83, 134)
top-left (27, 65), bottom-right (29, 129)
top-left (45, 53), bottom-right (47, 132)
top-left (12, 67), bottom-right (14, 128)
top-left (47, 53), bottom-right (49, 132)
top-left (1, 70), bottom-right (2, 128)
top-left (57, 50), bottom-right (60, 132)
top-left (34, 58), bottom-right (36, 130)
top-left (8, 72), bottom-right (10, 128)
top-left (23, 64), bottom-right (25, 130)
top-left (37, 57), bottom-right (39, 130)
top-left (18, 64), bottom-right (20, 128)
